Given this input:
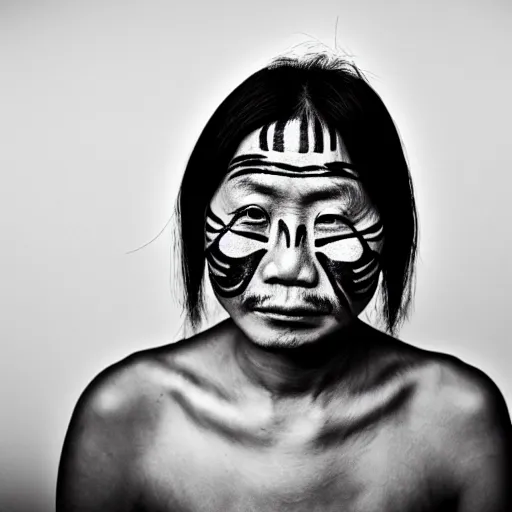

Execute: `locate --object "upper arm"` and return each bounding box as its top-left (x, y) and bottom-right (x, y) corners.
top-left (56, 365), bottom-right (146, 512)
top-left (450, 370), bottom-right (512, 511)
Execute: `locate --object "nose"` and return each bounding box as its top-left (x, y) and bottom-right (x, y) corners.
top-left (260, 219), bottom-right (319, 287)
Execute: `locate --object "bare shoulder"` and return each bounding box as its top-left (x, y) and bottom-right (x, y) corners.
top-left (405, 346), bottom-right (512, 510)
top-left (411, 349), bottom-right (511, 433)
top-left (57, 323), bottom-right (231, 511)
top-left (367, 327), bottom-right (511, 508)
top-left (363, 325), bottom-right (511, 427)
top-left (362, 325), bottom-right (511, 458)
top-left (56, 350), bottom-right (170, 511)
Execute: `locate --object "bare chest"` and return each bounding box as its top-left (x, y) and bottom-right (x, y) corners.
top-left (137, 412), bottom-right (451, 512)
top-left (131, 354), bottom-right (462, 512)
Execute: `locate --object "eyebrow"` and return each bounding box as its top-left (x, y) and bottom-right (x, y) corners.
top-left (227, 155), bottom-right (359, 181)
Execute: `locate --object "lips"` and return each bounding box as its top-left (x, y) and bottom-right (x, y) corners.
top-left (253, 305), bottom-right (328, 317)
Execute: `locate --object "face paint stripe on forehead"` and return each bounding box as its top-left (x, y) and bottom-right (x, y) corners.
top-left (272, 119), bottom-right (287, 152)
top-left (299, 112), bottom-right (309, 153)
top-left (227, 161), bottom-right (358, 181)
top-left (229, 154), bottom-right (268, 167)
top-left (314, 117), bottom-right (324, 153)
top-left (323, 162), bottom-right (358, 177)
top-left (254, 115), bottom-right (342, 156)
top-left (227, 157), bottom-right (268, 173)
top-left (259, 124), bottom-right (270, 151)
top-left (328, 124), bottom-right (337, 151)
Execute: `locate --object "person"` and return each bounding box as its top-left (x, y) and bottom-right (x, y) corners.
top-left (56, 51), bottom-right (511, 512)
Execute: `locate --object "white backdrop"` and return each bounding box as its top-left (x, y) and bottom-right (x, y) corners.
top-left (1, 1), bottom-right (511, 510)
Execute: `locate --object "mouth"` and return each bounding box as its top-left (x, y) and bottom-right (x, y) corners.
top-left (252, 305), bottom-right (328, 322)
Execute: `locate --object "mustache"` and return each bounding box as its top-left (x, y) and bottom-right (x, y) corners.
top-left (243, 293), bottom-right (335, 314)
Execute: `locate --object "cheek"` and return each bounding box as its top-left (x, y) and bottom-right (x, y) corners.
top-left (316, 251), bottom-right (381, 312)
top-left (319, 239), bottom-right (364, 262)
top-left (315, 228), bottom-right (383, 311)
top-left (206, 230), bottom-right (267, 299)
top-left (218, 232), bottom-right (266, 258)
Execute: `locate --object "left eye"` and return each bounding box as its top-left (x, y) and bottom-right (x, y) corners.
top-left (316, 214), bottom-right (344, 226)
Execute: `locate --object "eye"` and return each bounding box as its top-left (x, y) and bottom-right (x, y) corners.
top-left (315, 213), bottom-right (351, 233)
top-left (316, 214), bottom-right (341, 226)
top-left (237, 206), bottom-right (268, 226)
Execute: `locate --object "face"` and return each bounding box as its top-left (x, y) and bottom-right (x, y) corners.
top-left (205, 114), bottom-right (384, 348)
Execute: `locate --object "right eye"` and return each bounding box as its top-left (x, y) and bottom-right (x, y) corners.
top-left (237, 206), bottom-right (268, 226)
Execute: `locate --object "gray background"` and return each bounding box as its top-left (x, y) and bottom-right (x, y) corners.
top-left (1, 1), bottom-right (511, 511)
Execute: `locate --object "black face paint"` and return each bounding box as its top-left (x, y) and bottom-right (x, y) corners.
top-left (259, 113), bottom-right (336, 155)
top-left (315, 220), bottom-right (384, 248)
top-left (315, 218), bottom-right (383, 312)
top-left (206, 199), bottom-right (383, 307)
top-left (328, 124), bottom-right (337, 151)
top-left (229, 153), bottom-right (268, 167)
top-left (259, 124), bottom-right (270, 151)
top-left (314, 117), bottom-right (324, 153)
top-left (205, 206), bottom-right (268, 298)
top-left (227, 158), bottom-right (358, 181)
top-left (206, 119), bottom-right (383, 306)
top-left (295, 225), bottom-right (307, 247)
top-left (272, 119), bottom-right (287, 152)
top-left (277, 219), bottom-right (291, 248)
top-left (299, 112), bottom-right (309, 153)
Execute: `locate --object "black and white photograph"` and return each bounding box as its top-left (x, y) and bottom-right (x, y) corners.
top-left (1, 1), bottom-right (511, 511)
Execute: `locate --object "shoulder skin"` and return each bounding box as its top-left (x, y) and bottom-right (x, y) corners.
top-left (411, 352), bottom-right (512, 511)
top-left (56, 326), bottom-right (229, 512)
top-left (56, 348), bottom-right (178, 512)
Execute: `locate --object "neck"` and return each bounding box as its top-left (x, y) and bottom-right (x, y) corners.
top-left (232, 319), bottom-right (366, 400)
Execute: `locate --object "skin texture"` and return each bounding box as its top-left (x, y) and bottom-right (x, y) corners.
top-left (206, 116), bottom-right (384, 348)
top-left (57, 118), bottom-right (512, 512)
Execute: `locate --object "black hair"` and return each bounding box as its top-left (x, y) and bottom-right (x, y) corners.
top-left (176, 52), bottom-right (418, 335)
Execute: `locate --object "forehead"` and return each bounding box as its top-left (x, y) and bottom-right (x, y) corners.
top-left (216, 116), bottom-right (359, 202)
top-left (231, 116), bottom-right (351, 167)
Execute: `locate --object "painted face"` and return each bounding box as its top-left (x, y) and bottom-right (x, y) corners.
top-left (205, 114), bottom-right (384, 347)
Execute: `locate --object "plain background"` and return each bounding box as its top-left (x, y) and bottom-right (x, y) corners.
top-left (1, 1), bottom-right (511, 510)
